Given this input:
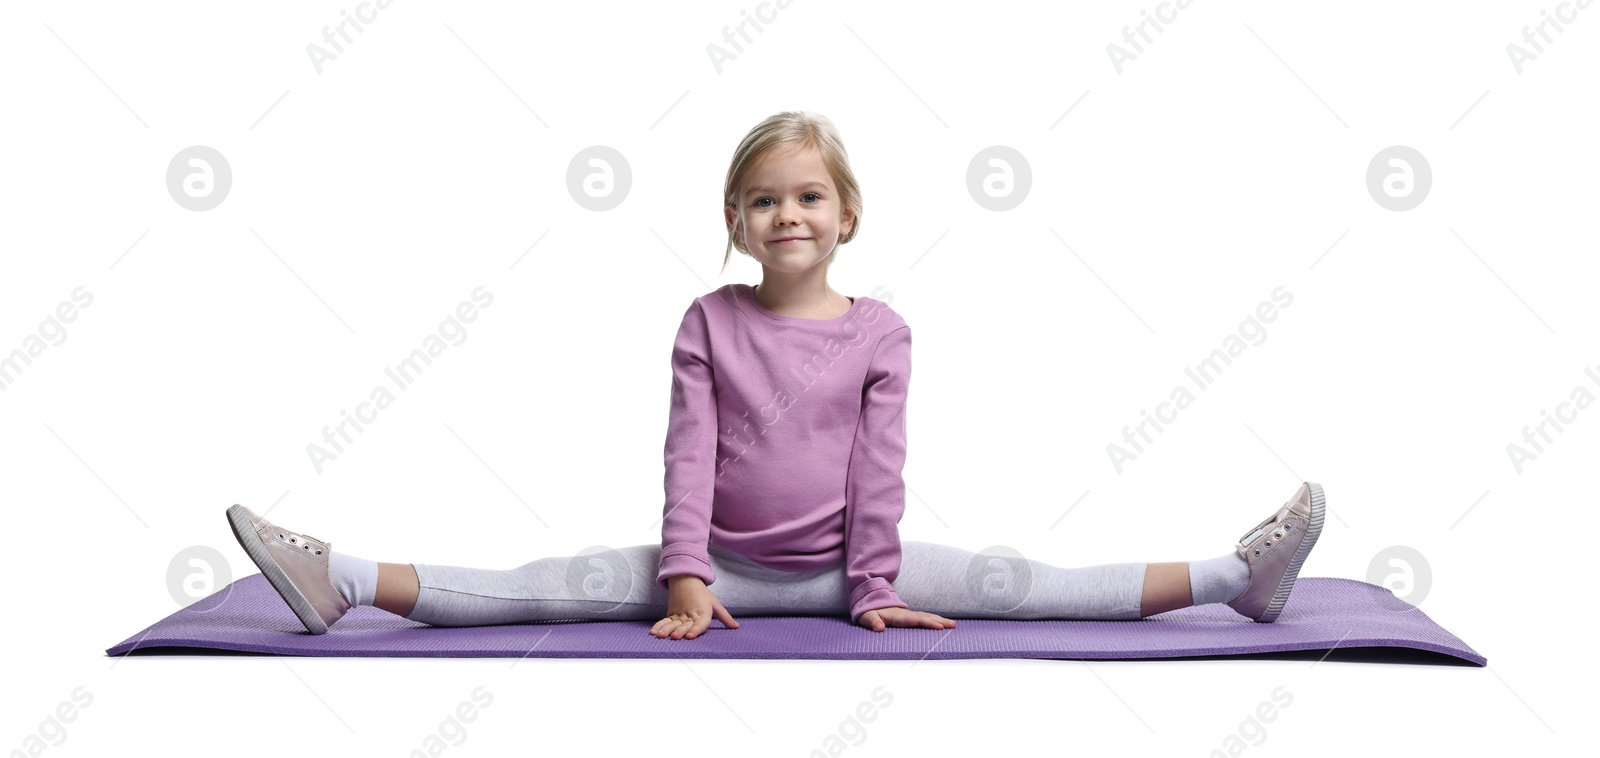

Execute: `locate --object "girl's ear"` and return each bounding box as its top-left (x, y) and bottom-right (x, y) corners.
top-left (840, 208), bottom-right (856, 237)
top-left (724, 205), bottom-right (741, 246)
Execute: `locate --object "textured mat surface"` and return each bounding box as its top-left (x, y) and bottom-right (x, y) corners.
top-left (106, 575), bottom-right (1485, 665)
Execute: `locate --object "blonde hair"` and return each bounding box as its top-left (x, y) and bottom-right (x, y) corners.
top-left (720, 111), bottom-right (863, 275)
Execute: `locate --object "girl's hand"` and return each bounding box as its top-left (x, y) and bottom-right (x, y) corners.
top-left (856, 607), bottom-right (957, 632)
top-left (651, 576), bottom-right (739, 640)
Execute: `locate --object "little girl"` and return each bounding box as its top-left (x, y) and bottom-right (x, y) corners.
top-left (226, 111), bottom-right (1324, 640)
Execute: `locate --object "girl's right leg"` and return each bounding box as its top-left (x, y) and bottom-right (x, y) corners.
top-left (365, 542), bottom-right (851, 628)
top-left (397, 545), bottom-right (674, 626)
top-left (373, 562), bottom-right (419, 617)
top-left (232, 503), bottom-right (837, 633)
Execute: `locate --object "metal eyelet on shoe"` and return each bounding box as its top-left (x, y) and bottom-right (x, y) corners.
top-left (1254, 548), bottom-right (1261, 557)
top-left (1274, 530), bottom-right (1283, 539)
top-left (1284, 524), bottom-right (1292, 532)
top-left (1265, 540), bottom-right (1272, 547)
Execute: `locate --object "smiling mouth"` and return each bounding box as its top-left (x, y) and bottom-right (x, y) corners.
top-left (773, 238), bottom-right (809, 243)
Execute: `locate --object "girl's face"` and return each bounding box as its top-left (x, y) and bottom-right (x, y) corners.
top-left (727, 145), bottom-right (855, 275)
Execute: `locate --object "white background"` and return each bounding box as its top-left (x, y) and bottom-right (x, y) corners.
top-left (3, 0), bottom-right (1594, 755)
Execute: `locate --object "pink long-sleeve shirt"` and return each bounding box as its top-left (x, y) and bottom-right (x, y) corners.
top-left (655, 283), bottom-right (912, 624)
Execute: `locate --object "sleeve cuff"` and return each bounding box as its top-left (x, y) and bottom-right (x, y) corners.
top-left (849, 579), bottom-right (908, 625)
top-left (657, 548), bottom-right (715, 590)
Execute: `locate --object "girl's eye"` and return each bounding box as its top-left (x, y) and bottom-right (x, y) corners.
top-left (755, 193), bottom-right (821, 207)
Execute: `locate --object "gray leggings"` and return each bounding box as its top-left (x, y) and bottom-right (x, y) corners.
top-left (406, 541), bottom-right (1148, 626)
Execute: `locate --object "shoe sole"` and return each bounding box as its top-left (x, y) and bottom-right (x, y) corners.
top-left (226, 504), bottom-right (329, 634)
top-left (1256, 482), bottom-right (1324, 623)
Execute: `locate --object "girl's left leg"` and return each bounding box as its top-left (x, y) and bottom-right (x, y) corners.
top-left (893, 542), bottom-right (1244, 620)
top-left (1140, 561), bottom-right (1193, 617)
top-left (894, 541), bottom-right (1143, 620)
top-left (892, 483), bottom-right (1328, 621)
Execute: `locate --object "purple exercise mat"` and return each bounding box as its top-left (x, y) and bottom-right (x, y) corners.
top-left (106, 574), bottom-right (1485, 666)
